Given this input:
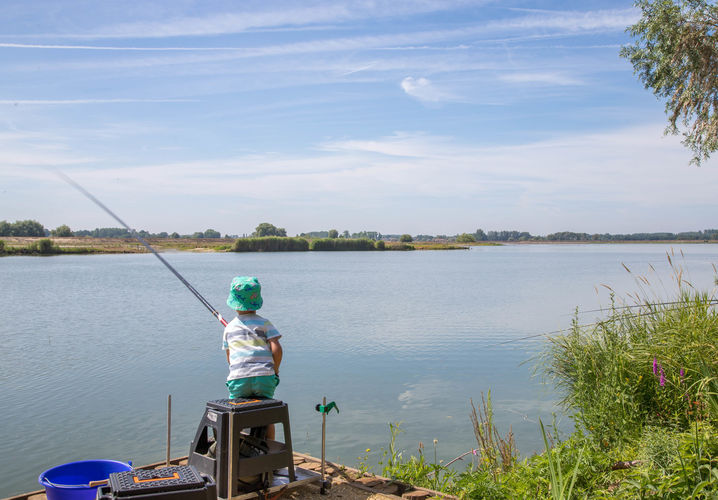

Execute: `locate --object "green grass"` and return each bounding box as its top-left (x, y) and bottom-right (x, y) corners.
top-left (0, 238), bottom-right (104, 256)
top-left (232, 236), bottom-right (309, 252)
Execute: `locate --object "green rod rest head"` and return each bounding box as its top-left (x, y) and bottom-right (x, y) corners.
top-left (315, 401), bottom-right (339, 414)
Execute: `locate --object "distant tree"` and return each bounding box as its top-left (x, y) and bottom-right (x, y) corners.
top-left (375, 240), bottom-right (386, 250)
top-left (170, 232), bottom-right (180, 239)
top-left (204, 229), bottom-right (221, 238)
top-left (4, 220), bottom-right (46, 236)
top-left (399, 234), bottom-right (413, 243)
top-left (474, 229), bottom-right (488, 241)
top-left (91, 227), bottom-right (131, 238)
top-left (51, 224), bottom-right (73, 237)
top-left (254, 223), bottom-right (287, 237)
top-left (342, 230), bottom-right (350, 238)
top-left (621, 0), bottom-right (718, 165)
top-left (352, 231), bottom-right (380, 240)
top-left (456, 233), bottom-right (477, 243)
top-left (328, 229), bottom-right (339, 239)
top-left (157, 232), bottom-right (169, 238)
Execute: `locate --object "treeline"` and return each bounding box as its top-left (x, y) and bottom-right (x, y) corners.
top-left (0, 220), bottom-right (46, 237)
top-left (4, 219), bottom-right (718, 243)
top-left (73, 227), bottom-right (229, 239)
top-left (0, 220), bottom-right (234, 239)
top-left (471, 229), bottom-right (718, 242)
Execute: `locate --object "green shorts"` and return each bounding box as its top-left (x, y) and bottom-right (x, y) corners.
top-left (226, 375), bottom-right (279, 399)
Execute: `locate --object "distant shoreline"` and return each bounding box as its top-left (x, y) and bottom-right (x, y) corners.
top-left (1, 236), bottom-right (715, 257)
top-left (0, 236), bottom-right (478, 255)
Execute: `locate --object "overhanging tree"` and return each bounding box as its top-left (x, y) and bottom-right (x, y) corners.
top-left (621, 0), bottom-right (718, 165)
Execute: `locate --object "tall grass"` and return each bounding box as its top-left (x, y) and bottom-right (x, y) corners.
top-left (541, 276), bottom-right (718, 444)
top-left (231, 236), bottom-right (385, 252)
top-left (309, 238), bottom-right (376, 251)
top-left (470, 391), bottom-right (516, 477)
top-left (231, 237), bottom-right (309, 252)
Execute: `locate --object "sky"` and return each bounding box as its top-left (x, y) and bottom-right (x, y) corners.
top-left (1, 0), bottom-right (716, 237)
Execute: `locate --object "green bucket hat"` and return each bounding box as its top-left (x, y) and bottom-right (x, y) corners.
top-left (227, 276), bottom-right (263, 311)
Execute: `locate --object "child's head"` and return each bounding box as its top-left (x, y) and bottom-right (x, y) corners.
top-left (227, 276), bottom-right (263, 312)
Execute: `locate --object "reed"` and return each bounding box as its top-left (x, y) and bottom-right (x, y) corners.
top-left (540, 257), bottom-right (718, 445)
top-left (309, 238), bottom-right (376, 251)
top-left (231, 237), bottom-right (309, 252)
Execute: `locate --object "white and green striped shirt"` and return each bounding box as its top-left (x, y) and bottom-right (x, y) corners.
top-left (222, 313), bottom-right (281, 380)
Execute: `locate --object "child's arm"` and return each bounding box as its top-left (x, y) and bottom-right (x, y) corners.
top-left (268, 338), bottom-right (282, 375)
top-left (225, 349), bottom-right (230, 364)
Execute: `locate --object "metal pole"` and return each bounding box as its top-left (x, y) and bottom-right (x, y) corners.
top-left (227, 413), bottom-right (234, 500)
top-left (321, 396), bottom-right (326, 485)
top-left (166, 395), bottom-right (172, 467)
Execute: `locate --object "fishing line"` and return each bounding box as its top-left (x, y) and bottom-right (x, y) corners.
top-left (485, 299), bottom-right (718, 348)
top-left (55, 170), bottom-right (228, 327)
top-left (567, 298), bottom-right (718, 316)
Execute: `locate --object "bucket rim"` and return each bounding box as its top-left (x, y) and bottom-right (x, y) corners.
top-left (38, 459), bottom-right (132, 489)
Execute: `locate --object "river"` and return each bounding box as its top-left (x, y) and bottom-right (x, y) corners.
top-left (1, 244), bottom-right (717, 497)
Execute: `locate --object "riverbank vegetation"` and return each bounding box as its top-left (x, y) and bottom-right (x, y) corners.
top-left (0, 238), bottom-right (103, 255)
top-left (364, 260), bottom-right (718, 498)
top-left (0, 234), bottom-right (476, 256)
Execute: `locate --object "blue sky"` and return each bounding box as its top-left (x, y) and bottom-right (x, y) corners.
top-left (1, 0), bottom-right (716, 237)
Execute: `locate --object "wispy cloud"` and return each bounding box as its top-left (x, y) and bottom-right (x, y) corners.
top-left (61, 1), bottom-right (489, 39)
top-left (499, 72), bottom-right (583, 86)
top-left (0, 42), bottom-right (242, 51)
top-left (488, 7), bottom-right (639, 32)
top-left (0, 98), bottom-right (195, 104)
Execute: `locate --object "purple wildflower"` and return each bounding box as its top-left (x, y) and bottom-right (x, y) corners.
top-left (680, 368), bottom-right (685, 378)
top-left (653, 358), bottom-right (658, 375)
top-left (659, 365), bottom-right (666, 387)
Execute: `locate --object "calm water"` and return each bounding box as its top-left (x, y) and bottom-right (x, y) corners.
top-left (1, 244), bottom-right (717, 496)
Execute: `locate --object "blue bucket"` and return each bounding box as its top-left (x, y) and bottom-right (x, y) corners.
top-left (39, 460), bottom-right (132, 500)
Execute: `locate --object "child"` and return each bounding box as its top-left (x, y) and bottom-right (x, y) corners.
top-left (223, 276), bottom-right (282, 439)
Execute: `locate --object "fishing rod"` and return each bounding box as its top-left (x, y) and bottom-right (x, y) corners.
top-left (55, 170), bottom-right (228, 327)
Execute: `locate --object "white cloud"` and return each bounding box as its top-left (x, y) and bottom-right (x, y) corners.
top-left (401, 76), bottom-right (454, 103)
top-left (4, 123), bottom-right (716, 235)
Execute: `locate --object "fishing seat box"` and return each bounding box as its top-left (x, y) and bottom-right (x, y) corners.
top-left (96, 465), bottom-right (216, 500)
top-left (187, 398), bottom-right (296, 498)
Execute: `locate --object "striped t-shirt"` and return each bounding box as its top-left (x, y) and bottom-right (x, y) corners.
top-left (222, 313), bottom-right (281, 381)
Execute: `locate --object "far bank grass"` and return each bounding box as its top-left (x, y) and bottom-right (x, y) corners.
top-left (0, 236), bottom-right (483, 255)
top-left (12, 235), bottom-right (710, 257)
